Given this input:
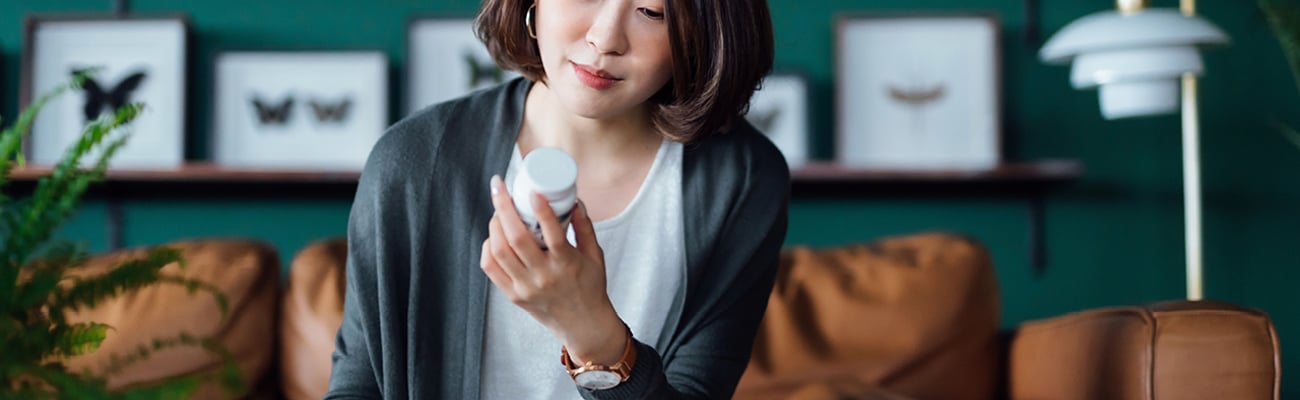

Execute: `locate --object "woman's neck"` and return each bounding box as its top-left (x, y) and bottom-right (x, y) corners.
top-left (519, 81), bottom-right (662, 162)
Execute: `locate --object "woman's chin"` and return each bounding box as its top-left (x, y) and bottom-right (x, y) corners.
top-left (558, 97), bottom-right (631, 120)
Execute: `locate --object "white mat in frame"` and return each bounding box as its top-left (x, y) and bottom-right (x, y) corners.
top-left (836, 14), bottom-right (1001, 170)
top-left (26, 17), bottom-right (187, 168)
top-left (214, 51), bottom-right (388, 171)
top-left (407, 17), bottom-right (521, 114)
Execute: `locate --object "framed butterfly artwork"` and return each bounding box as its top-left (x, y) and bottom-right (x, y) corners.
top-left (213, 51), bottom-right (388, 171)
top-left (745, 72), bottom-right (810, 168)
top-left (835, 14), bottom-right (1002, 170)
top-left (406, 16), bottom-right (521, 115)
top-left (20, 15), bottom-right (188, 169)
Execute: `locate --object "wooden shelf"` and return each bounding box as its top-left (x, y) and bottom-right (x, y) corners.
top-left (7, 160), bottom-right (1082, 186)
top-left (5, 159), bottom-right (1081, 274)
top-left (8, 162), bottom-right (362, 184)
top-left (791, 160), bottom-right (1082, 184)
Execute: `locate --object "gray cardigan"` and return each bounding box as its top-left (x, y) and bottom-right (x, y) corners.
top-left (325, 78), bottom-right (790, 400)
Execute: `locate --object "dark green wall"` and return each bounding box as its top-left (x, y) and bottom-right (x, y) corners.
top-left (3, 0), bottom-right (1297, 397)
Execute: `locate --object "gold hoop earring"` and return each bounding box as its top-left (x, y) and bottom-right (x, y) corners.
top-left (525, 3), bottom-right (538, 39)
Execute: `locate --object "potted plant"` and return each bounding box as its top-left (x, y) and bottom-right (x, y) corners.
top-left (1262, 0), bottom-right (1300, 149)
top-left (0, 72), bottom-right (241, 399)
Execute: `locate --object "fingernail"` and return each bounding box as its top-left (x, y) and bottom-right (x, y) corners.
top-left (490, 175), bottom-right (501, 195)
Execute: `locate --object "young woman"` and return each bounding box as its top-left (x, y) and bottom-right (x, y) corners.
top-left (325, 0), bottom-right (786, 398)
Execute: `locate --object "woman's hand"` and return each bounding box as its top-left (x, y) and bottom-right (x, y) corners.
top-left (480, 175), bottom-right (627, 366)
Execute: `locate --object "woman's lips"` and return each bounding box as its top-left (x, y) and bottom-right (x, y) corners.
top-left (573, 63), bottom-right (621, 90)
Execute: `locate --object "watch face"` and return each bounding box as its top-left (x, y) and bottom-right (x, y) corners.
top-left (575, 370), bottom-right (622, 390)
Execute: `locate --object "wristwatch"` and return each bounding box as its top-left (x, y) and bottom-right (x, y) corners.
top-left (560, 327), bottom-right (638, 390)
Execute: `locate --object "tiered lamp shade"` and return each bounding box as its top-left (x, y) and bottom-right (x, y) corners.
top-left (1040, 9), bottom-right (1229, 119)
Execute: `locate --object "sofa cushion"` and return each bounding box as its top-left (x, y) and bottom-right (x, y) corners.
top-left (280, 238), bottom-right (347, 400)
top-left (735, 232), bottom-right (1001, 400)
top-left (1008, 301), bottom-right (1280, 400)
top-left (784, 381), bottom-right (918, 400)
top-left (62, 238), bottom-right (280, 399)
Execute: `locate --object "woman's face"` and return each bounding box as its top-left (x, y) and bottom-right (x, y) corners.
top-left (534, 0), bottom-right (674, 120)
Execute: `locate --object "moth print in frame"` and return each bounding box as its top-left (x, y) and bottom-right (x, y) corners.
top-left (309, 97), bottom-right (352, 124)
top-left (214, 51), bottom-right (386, 170)
top-left (250, 95), bottom-right (294, 127)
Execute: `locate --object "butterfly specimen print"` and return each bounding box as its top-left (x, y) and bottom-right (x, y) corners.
top-left (887, 83), bottom-right (946, 138)
top-left (464, 50), bottom-right (505, 89)
top-left (309, 98), bottom-right (352, 124)
top-left (747, 108), bottom-right (782, 134)
top-left (74, 69), bottom-right (148, 122)
top-left (251, 96), bottom-right (294, 126)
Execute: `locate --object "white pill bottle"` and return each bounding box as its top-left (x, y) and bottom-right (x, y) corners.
top-left (511, 147), bottom-right (578, 247)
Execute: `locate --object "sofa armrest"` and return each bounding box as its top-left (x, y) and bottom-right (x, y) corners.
top-left (1007, 301), bottom-right (1279, 400)
top-left (281, 238), bottom-right (348, 400)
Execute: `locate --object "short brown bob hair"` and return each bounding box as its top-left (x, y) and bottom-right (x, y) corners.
top-left (475, 0), bottom-right (774, 144)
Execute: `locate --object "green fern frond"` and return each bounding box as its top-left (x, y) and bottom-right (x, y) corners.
top-left (0, 72), bottom-right (101, 310)
top-left (15, 363), bottom-right (110, 399)
top-left (14, 268), bottom-right (61, 310)
top-left (0, 70), bottom-right (94, 181)
top-left (154, 275), bottom-right (229, 318)
top-left (0, 72), bottom-right (241, 400)
top-left (5, 385), bottom-right (51, 400)
top-left (3, 317), bottom-right (61, 370)
top-left (50, 322), bottom-right (112, 358)
top-left (0, 315), bottom-right (22, 340)
top-left (1262, 0), bottom-right (1300, 97)
top-left (33, 241), bottom-right (89, 271)
top-left (98, 332), bottom-right (245, 397)
top-left (13, 242), bottom-right (86, 313)
top-left (47, 247), bottom-right (182, 316)
top-left (3, 106), bottom-right (139, 270)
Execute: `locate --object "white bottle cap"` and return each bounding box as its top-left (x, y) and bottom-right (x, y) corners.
top-left (513, 147), bottom-right (578, 229)
top-left (520, 147), bottom-right (578, 202)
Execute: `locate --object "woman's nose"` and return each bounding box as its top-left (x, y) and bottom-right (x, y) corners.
top-left (585, 4), bottom-right (629, 55)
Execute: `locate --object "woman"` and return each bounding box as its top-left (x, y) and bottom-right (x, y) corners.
top-left (325, 0), bottom-right (786, 398)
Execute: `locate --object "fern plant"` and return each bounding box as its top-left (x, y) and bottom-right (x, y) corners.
top-left (1262, 0), bottom-right (1300, 150)
top-left (0, 72), bottom-right (242, 399)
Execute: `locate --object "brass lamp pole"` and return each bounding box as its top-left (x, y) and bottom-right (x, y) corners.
top-left (1116, 0), bottom-right (1203, 301)
top-left (1180, 0), bottom-right (1202, 301)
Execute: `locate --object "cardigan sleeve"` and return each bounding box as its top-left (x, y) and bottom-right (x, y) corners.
top-left (324, 130), bottom-right (401, 400)
top-left (578, 144), bottom-right (791, 400)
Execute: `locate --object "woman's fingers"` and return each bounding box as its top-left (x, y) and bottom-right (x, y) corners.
top-left (571, 201), bottom-right (603, 262)
top-left (480, 239), bottom-right (514, 292)
top-left (488, 214), bottom-right (528, 282)
top-left (531, 192), bottom-right (573, 253)
top-left (489, 175), bottom-right (546, 264)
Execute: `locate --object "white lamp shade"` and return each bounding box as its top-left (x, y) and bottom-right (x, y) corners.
top-left (1070, 46), bottom-right (1203, 89)
top-left (1098, 79), bottom-right (1179, 119)
top-left (1040, 8), bottom-right (1228, 119)
top-left (1040, 9), bottom-right (1228, 64)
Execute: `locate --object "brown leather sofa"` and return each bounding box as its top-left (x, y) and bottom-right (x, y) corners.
top-left (63, 234), bottom-right (1281, 399)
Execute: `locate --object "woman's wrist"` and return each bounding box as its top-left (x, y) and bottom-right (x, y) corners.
top-left (561, 304), bottom-right (628, 366)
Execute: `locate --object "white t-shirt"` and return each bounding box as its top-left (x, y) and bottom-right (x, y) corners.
top-left (480, 140), bottom-right (686, 399)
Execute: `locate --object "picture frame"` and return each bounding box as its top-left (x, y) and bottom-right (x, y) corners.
top-left (406, 16), bottom-right (521, 115)
top-left (746, 71), bottom-right (811, 168)
top-left (21, 14), bottom-right (189, 169)
top-left (212, 51), bottom-right (388, 171)
top-left (835, 14), bottom-right (1002, 170)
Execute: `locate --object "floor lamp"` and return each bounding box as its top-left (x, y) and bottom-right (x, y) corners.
top-left (1039, 0), bottom-right (1229, 300)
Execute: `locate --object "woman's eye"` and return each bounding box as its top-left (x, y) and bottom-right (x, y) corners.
top-left (638, 7), bottom-right (665, 20)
